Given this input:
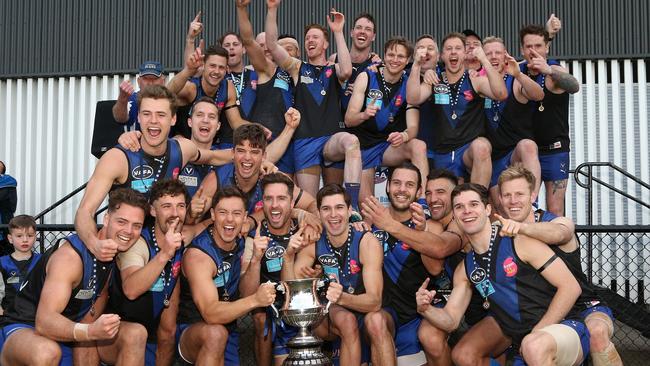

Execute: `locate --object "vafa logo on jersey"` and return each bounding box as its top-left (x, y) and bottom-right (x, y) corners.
top-left (132, 165), bottom-right (154, 179)
top-left (318, 254), bottom-right (338, 267)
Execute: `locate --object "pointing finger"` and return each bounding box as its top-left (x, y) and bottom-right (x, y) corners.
top-left (418, 277), bottom-right (430, 291)
top-left (194, 11), bottom-right (202, 22)
top-left (255, 221), bottom-right (262, 238)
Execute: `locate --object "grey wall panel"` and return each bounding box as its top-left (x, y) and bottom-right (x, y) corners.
top-left (1, 0), bottom-right (649, 78)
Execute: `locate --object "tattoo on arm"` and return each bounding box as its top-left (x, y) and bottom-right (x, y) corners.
top-left (552, 179), bottom-right (568, 194)
top-left (550, 69), bottom-right (580, 94)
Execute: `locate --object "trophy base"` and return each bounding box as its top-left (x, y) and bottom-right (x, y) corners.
top-left (283, 334), bottom-right (331, 366)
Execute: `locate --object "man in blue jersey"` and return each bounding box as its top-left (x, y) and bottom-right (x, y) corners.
top-left (417, 183), bottom-right (587, 366)
top-left (497, 165), bottom-right (622, 366)
top-left (265, 0), bottom-right (364, 214)
top-left (112, 61), bottom-right (166, 131)
top-left (0, 188), bottom-right (148, 366)
top-left (75, 85), bottom-right (232, 264)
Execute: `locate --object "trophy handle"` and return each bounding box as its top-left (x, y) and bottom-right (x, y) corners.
top-left (324, 300), bottom-right (332, 313)
top-left (269, 281), bottom-right (286, 318)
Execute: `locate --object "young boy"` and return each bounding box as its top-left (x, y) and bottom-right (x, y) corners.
top-left (0, 215), bottom-right (40, 315)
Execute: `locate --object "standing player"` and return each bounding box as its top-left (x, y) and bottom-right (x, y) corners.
top-left (176, 187), bottom-right (277, 365)
top-left (265, 0), bottom-right (363, 213)
top-left (292, 184), bottom-right (383, 366)
top-left (220, 32), bottom-right (259, 122)
top-left (519, 24), bottom-right (580, 216)
top-left (497, 165), bottom-right (622, 366)
top-left (481, 37), bottom-right (544, 213)
top-left (345, 37), bottom-right (428, 203)
top-left (417, 183), bottom-right (588, 366)
top-left (0, 188), bottom-right (149, 366)
top-left (112, 61), bottom-right (166, 131)
top-left (240, 173), bottom-right (310, 366)
top-left (407, 33), bottom-right (507, 188)
top-left (411, 35), bottom-right (440, 168)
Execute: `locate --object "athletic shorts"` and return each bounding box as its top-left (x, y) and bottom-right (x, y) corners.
top-left (293, 136), bottom-right (330, 171)
top-left (431, 142), bottom-right (472, 179)
top-left (176, 323), bottom-right (240, 365)
top-left (512, 319), bottom-right (590, 366)
top-left (276, 141), bottom-right (296, 174)
top-left (383, 307), bottom-right (424, 357)
top-left (581, 304), bottom-right (613, 322)
top-left (361, 142), bottom-right (390, 170)
top-left (490, 149), bottom-right (515, 187)
top-left (1, 323), bottom-right (73, 365)
top-left (145, 342), bottom-right (157, 366)
top-left (539, 151), bottom-right (569, 182)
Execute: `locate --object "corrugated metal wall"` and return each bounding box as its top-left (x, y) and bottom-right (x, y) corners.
top-left (1, 0), bottom-right (649, 78)
top-left (1, 60), bottom-right (649, 225)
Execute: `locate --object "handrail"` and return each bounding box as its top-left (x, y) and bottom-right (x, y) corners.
top-left (33, 182), bottom-right (88, 220)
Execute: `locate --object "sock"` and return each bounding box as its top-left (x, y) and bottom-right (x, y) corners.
top-left (345, 182), bottom-right (361, 212)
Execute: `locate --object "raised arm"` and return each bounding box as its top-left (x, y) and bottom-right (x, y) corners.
top-left (236, 0), bottom-right (274, 79)
top-left (112, 81), bottom-right (135, 123)
top-left (327, 9), bottom-right (352, 83)
top-left (471, 47), bottom-right (507, 101)
top-left (167, 45), bottom-right (204, 105)
top-left (406, 49), bottom-right (433, 105)
top-left (506, 53), bottom-right (544, 102)
top-left (266, 108), bottom-right (300, 163)
top-left (529, 49), bottom-right (579, 94)
top-left (495, 213), bottom-right (574, 246)
top-left (265, 0), bottom-right (300, 80)
top-left (184, 12), bottom-right (204, 69)
top-left (240, 224), bottom-right (266, 297)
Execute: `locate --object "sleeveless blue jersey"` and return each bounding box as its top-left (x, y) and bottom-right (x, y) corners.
top-left (0, 253), bottom-right (41, 310)
top-left (315, 227), bottom-right (365, 294)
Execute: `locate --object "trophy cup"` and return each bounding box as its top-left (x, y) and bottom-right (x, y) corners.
top-left (270, 277), bottom-right (332, 366)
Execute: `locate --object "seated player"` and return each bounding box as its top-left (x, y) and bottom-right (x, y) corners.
top-left (417, 183), bottom-right (588, 366)
top-left (176, 187), bottom-right (277, 365)
top-left (0, 188), bottom-right (149, 366)
top-left (0, 215), bottom-right (40, 315)
top-left (292, 184), bottom-right (383, 366)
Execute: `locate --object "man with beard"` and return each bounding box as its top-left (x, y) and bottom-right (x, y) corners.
top-left (291, 184), bottom-right (383, 366)
top-left (519, 24), bottom-right (579, 216)
top-left (345, 37), bottom-right (428, 204)
top-left (496, 165), bottom-right (622, 366)
top-left (417, 183), bottom-right (588, 366)
top-left (481, 37), bottom-right (544, 214)
top-left (177, 187), bottom-right (277, 365)
top-left (236, 0), bottom-right (299, 176)
top-left (108, 179), bottom-right (207, 365)
top-left (239, 173), bottom-right (310, 366)
top-left (0, 188), bottom-right (148, 366)
top-left (265, 0), bottom-right (363, 214)
top-left (360, 163), bottom-right (462, 366)
top-left (75, 85), bottom-right (231, 264)
top-left (407, 33), bottom-right (507, 188)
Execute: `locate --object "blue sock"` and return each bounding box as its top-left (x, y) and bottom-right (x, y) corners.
top-left (345, 182), bottom-right (361, 211)
top-left (490, 358), bottom-right (502, 366)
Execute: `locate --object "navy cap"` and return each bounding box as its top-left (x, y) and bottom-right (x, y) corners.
top-left (138, 61), bottom-right (163, 77)
top-left (462, 29), bottom-right (481, 41)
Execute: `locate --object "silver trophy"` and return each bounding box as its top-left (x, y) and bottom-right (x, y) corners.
top-left (270, 278), bottom-right (332, 366)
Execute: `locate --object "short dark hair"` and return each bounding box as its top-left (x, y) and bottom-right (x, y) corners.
top-left (149, 178), bottom-right (190, 205)
top-left (415, 34), bottom-right (437, 45)
top-left (384, 37), bottom-right (413, 59)
top-left (8, 214), bottom-right (36, 232)
top-left (137, 85), bottom-right (178, 116)
top-left (233, 124), bottom-right (268, 150)
top-left (428, 169), bottom-right (459, 187)
top-left (441, 32), bottom-right (466, 49)
top-left (213, 186), bottom-right (247, 208)
top-left (0, 160), bottom-right (5, 175)
top-left (304, 23), bottom-right (329, 39)
top-left (317, 184), bottom-right (351, 209)
top-left (387, 162), bottom-right (422, 191)
top-left (451, 183), bottom-right (489, 207)
top-left (519, 24), bottom-right (550, 45)
top-left (107, 188), bottom-right (149, 214)
top-left (190, 96), bottom-right (219, 115)
top-left (204, 44), bottom-right (229, 62)
top-left (261, 173), bottom-right (294, 197)
top-left (218, 31), bottom-right (243, 46)
top-left (353, 13), bottom-right (376, 33)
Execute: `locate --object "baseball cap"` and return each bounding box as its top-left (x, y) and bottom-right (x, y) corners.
top-left (462, 29), bottom-right (481, 41)
top-left (139, 61), bottom-right (163, 77)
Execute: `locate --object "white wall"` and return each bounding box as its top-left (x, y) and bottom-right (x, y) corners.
top-left (1, 61), bottom-right (649, 225)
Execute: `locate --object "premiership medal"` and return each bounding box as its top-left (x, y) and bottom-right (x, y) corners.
top-left (451, 112), bottom-right (458, 120)
top-left (493, 115), bottom-right (499, 122)
top-left (347, 286), bottom-right (355, 294)
top-left (538, 103), bottom-right (545, 112)
top-left (483, 298), bottom-right (490, 309)
top-left (320, 90), bottom-right (327, 96)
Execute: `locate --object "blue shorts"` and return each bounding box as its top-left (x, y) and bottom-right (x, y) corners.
top-left (176, 323), bottom-right (240, 365)
top-left (431, 142), bottom-right (472, 179)
top-left (383, 307), bottom-right (424, 357)
top-left (1, 323), bottom-right (73, 365)
top-left (490, 149), bottom-right (515, 187)
top-left (276, 141), bottom-right (296, 174)
top-left (293, 136), bottom-right (330, 171)
top-left (539, 151), bottom-right (569, 182)
top-left (580, 304), bottom-right (614, 322)
top-left (512, 319), bottom-right (590, 366)
top-left (272, 323), bottom-right (299, 356)
top-left (145, 342), bottom-right (157, 366)
top-left (361, 142), bottom-right (390, 170)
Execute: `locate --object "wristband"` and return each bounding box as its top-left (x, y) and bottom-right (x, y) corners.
top-left (401, 131), bottom-right (410, 142)
top-left (73, 322), bottom-right (90, 342)
top-left (193, 149), bottom-right (202, 163)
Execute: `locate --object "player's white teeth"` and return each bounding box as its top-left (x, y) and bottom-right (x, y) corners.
top-left (117, 234), bottom-right (130, 242)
